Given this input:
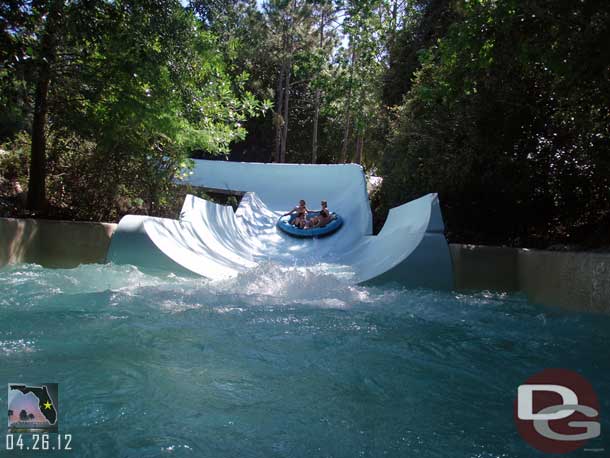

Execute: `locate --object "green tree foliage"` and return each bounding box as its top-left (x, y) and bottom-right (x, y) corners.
top-left (2, 0), bottom-right (607, 248)
top-left (382, 0), bottom-right (456, 107)
top-left (198, 0), bottom-right (388, 166)
top-left (379, 0), bottom-right (610, 246)
top-left (336, 0), bottom-right (386, 164)
top-left (1, 0), bottom-right (266, 219)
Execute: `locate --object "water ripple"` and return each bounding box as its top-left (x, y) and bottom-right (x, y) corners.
top-left (0, 263), bottom-right (609, 457)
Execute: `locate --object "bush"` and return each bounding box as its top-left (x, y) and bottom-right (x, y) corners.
top-left (379, 0), bottom-right (610, 249)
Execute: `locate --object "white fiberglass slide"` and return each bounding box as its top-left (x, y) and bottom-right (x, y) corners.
top-left (106, 160), bottom-right (453, 288)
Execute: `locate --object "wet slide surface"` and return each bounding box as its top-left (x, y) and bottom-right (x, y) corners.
top-left (107, 160), bottom-right (452, 287)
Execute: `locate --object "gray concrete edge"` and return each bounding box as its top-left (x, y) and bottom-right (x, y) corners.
top-left (0, 217), bottom-right (116, 269)
top-left (450, 244), bottom-right (610, 313)
top-left (1, 218), bottom-right (608, 312)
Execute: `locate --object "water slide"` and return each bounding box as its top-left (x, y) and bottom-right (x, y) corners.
top-left (106, 160), bottom-right (453, 288)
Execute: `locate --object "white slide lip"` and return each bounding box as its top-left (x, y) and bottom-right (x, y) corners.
top-left (108, 160), bottom-right (451, 287)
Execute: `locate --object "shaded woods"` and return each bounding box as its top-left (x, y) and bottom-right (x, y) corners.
top-left (1, 0), bottom-right (608, 248)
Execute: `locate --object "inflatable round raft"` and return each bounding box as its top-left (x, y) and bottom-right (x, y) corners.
top-left (277, 212), bottom-right (343, 238)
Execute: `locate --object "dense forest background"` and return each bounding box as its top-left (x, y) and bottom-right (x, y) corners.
top-left (1, 0), bottom-right (608, 248)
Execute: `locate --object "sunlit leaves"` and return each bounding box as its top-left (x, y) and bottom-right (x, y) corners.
top-left (380, 0), bottom-right (610, 246)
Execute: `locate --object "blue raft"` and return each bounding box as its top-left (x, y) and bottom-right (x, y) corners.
top-left (277, 212), bottom-right (343, 238)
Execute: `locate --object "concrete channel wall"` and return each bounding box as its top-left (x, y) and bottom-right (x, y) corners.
top-left (1, 217), bottom-right (608, 312)
top-left (450, 245), bottom-right (610, 313)
top-left (0, 217), bottom-right (116, 268)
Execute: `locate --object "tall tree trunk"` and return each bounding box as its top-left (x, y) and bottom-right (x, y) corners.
top-left (340, 46), bottom-right (356, 163)
top-left (28, 65), bottom-right (50, 211)
top-left (27, 2), bottom-right (59, 212)
top-left (273, 61), bottom-right (286, 163)
top-left (311, 88), bottom-right (320, 164)
top-left (340, 109), bottom-right (350, 163)
top-left (280, 64), bottom-right (291, 163)
top-left (390, 0), bottom-right (398, 50)
top-left (353, 131), bottom-right (364, 164)
top-left (359, 134), bottom-right (364, 164)
top-left (311, 10), bottom-right (325, 164)
top-left (353, 84), bottom-right (367, 164)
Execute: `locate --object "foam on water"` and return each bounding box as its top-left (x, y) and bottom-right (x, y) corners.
top-left (1, 263), bottom-right (609, 457)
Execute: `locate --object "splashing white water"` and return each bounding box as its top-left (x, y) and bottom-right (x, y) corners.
top-left (1, 262), bottom-right (396, 312)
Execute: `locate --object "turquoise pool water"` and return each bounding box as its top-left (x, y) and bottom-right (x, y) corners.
top-left (1, 263), bottom-right (609, 457)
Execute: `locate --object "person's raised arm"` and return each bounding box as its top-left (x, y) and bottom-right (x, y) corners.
top-left (282, 208), bottom-right (296, 217)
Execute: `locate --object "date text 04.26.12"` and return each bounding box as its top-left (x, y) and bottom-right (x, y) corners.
top-left (6, 434), bottom-right (72, 451)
